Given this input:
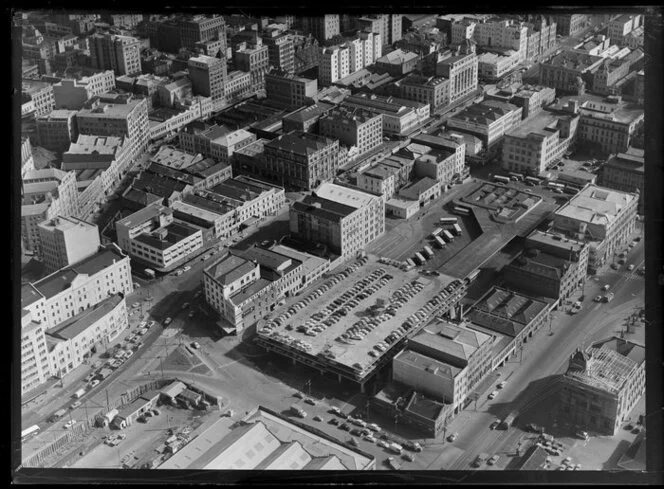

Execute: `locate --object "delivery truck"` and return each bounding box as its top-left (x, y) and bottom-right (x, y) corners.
top-left (73, 388), bottom-right (86, 399)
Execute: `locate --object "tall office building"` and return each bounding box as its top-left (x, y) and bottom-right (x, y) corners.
top-left (150, 14), bottom-right (227, 53)
top-left (303, 15), bottom-right (340, 42)
top-left (263, 30), bottom-right (295, 74)
top-left (436, 40), bottom-right (479, 103)
top-left (89, 33), bottom-right (142, 76)
top-left (188, 54), bottom-right (228, 104)
top-left (38, 216), bottom-right (101, 273)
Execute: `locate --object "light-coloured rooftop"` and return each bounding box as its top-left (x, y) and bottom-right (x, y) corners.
top-left (315, 182), bottom-right (379, 210)
top-left (555, 184), bottom-right (638, 227)
top-left (258, 254), bottom-right (458, 371)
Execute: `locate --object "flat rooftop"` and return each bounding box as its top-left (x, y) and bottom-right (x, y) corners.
top-left (549, 93), bottom-right (644, 125)
top-left (257, 254), bottom-right (459, 375)
top-left (555, 184), bottom-right (638, 226)
top-left (506, 110), bottom-right (568, 139)
top-left (47, 294), bottom-right (123, 340)
top-left (394, 349), bottom-right (462, 379)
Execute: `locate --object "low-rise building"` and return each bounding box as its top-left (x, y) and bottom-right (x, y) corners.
top-left (282, 102), bottom-right (336, 134)
top-left (552, 184), bottom-right (638, 273)
top-left (447, 100), bottom-right (523, 149)
top-left (503, 230), bottom-right (589, 302)
top-left (46, 294), bottom-right (128, 378)
top-left (375, 49), bottom-right (419, 76)
top-left (35, 110), bottom-right (79, 153)
top-left (598, 147), bottom-right (644, 214)
top-left (502, 109), bottom-right (579, 176)
top-left (398, 177), bottom-right (442, 206)
top-left (385, 198), bottom-right (420, 219)
top-left (318, 106), bottom-right (383, 156)
top-left (115, 204), bottom-right (203, 271)
top-left (224, 70), bottom-right (252, 101)
top-left (468, 286), bottom-right (551, 365)
top-left (38, 216), bottom-right (101, 274)
top-left (592, 49), bottom-right (644, 96)
top-left (558, 337), bottom-right (645, 436)
top-left (290, 182), bottom-right (385, 257)
top-left (411, 133), bottom-right (467, 185)
top-left (22, 79), bottom-right (56, 117)
top-left (179, 122), bottom-right (257, 165)
top-left (148, 96), bottom-right (214, 141)
top-left (393, 320), bottom-right (493, 414)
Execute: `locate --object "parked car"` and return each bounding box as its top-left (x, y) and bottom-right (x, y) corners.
top-left (163, 317), bottom-right (172, 326)
top-left (575, 430), bottom-right (589, 440)
top-left (329, 418), bottom-right (340, 426)
top-left (183, 266), bottom-right (191, 272)
top-left (627, 264), bottom-right (635, 271)
top-left (594, 295), bottom-right (603, 302)
top-left (190, 342), bottom-right (201, 349)
top-left (304, 398), bottom-right (316, 406)
top-left (89, 380), bottom-right (100, 389)
top-left (70, 401), bottom-right (82, 410)
top-left (490, 420), bottom-right (500, 430)
top-left (497, 381), bottom-right (507, 389)
top-left (63, 420), bottom-right (77, 429)
top-left (488, 390), bottom-right (498, 400)
top-left (447, 432), bottom-right (459, 442)
top-left (313, 415), bottom-right (323, 422)
top-left (488, 454), bottom-right (500, 466)
top-left (402, 452), bottom-right (414, 462)
top-left (602, 284), bottom-right (611, 291)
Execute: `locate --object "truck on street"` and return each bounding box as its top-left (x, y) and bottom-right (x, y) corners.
top-left (290, 404), bottom-right (307, 418)
top-left (500, 410), bottom-right (519, 429)
top-left (73, 388), bottom-right (86, 399)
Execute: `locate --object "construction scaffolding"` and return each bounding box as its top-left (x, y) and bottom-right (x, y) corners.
top-left (566, 345), bottom-right (639, 394)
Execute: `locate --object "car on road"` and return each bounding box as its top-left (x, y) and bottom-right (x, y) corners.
top-left (490, 420), bottom-right (500, 430)
top-left (329, 418), bottom-right (340, 425)
top-left (304, 398), bottom-right (316, 406)
top-left (339, 423), bottom-right (350, 431)
top-left (497, 381), bottom-right (507, 389)
top-left (602, 284), bottom-right (611, 291)
top-left (594, 295), bottom-right (603, 302)
top-left (190, 342), bottom-right (201, 349)
top-left (183, 265), bottom-right (191, 272)
top-left (163, 317), bottom-right (172, 326)
top-left (294, 391), bottom-right (304, 399)
top-left (573, 301), bottom-right (583, 311)
top-left (84, 373), bottom-right (95, 382)
top-left (64, 420), bottom-right (77, 429)
top-left (402, 453), bottom-right (414, 462)
top-left (89, 379), bottom-right (100, 389)
top-left (576, 430), bottom-right (589, 440)
top-left (527, 423), bottom-right (544, 433)
top-left (348, 438), bottom-right (359, 447)
top-left (404, 441), bottom-right (423, 452)
top-left (363, 434), bottom-right (377, 443)
top-left (488, 455), bottom-right (500, 466)
top-left (70, 401), bottom-right (81, 410)
top-left (182, 302), bottom-right (190, 310)
top-left (488, 390), bottom-right (499, 400)
top-left (175, 269), bottom-right (184, 276)
top-left (627, 264), bottom-right (635, 271)
top-left (313, 415), bottom-right (323, 422)
top-left (447, 432), bottom-right (459, 442)
top-left (377, 440), bottom-right (390, 449)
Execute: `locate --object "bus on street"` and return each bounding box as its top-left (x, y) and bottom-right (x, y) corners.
top-left (493, 175), bottom-right (511, 184)
top-left (508, 172), bottom-right (524, 181)
top-left (439, 217), bottom-right (458, 224)
top-left (452, 206), bottom-right (470, 216)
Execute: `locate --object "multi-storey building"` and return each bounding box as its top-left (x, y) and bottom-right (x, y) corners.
top-left (188, 54), bottom-right (227, 107)
top-left (608, 14), bottom-right (642, 46)
top-left (525, 16), bottom-right (557, 62)
top-left (412, 134), bottom-right (466, 186)
top-left (446, 99), bottom-right (523, 149)
top-left (22, 79), bottom-right (56, 117)
top-left (289, 182), bottom-right (385, 257)
top-left (553, 14), bottom-right (588, 37)
top-left (61, 134), bottom-right (132, 197)
top-left (343, 93), bottom-right (431, 137)
top-left (539, 50), bottom-right (605, 94)
top-left (436, 41), bottom-right (478, 103)
top-left (502, 108), bottom-right (579, 175)
top-left (399, 74), bottom-right (451, 111)
top-left (356, 164), bottom-right (399, 201)
top-left (21, 169), bottom-right (80, 255)
top-left (302, 15), bottom-right (340, 42)
top-left (179, 122), bottom-right (256, 165)
top-left (21, 137), bottom-right (35, 178)
top-left (393, 319), bottom-right (493, 414)
top-left (564, 94), bottom-right (645, 155)
top-left (115, 204), bottom-right (204, 271)
top-left (553, 184), bottom-right (638, 273)
top-left (89, 34), bottom-right (142, 76)
top-left (149, 15), bottom-right (226, 53)
top-left (263, 29), bottom-right (295, 74)
top-left (20, 243), bottom-right (133, 331)
top-left (318, 106), bottom-right (383, 156)
top-left (46, 293), bottom-right (128, 378)
top-left (477, 50), bottom-right (521, 81)
top-left (264, 72), bottom-right (318, 111)
top-left (472, 19), bottom-right (529, 62)
top-left (559, 337), bottom-right (645, 436)
top-left (503, 230), bottom-right (589, 302)
top-left (598, 147), bottom-right (644, 214)
top-left (293, 34), bottom-right (321, 73)
top-left (20, 309), bottom-right (50, 395)
top-left (262, 131), bottom-right (339, 190)
top-left (75, 93), bottom-right (150, 160)
top-left (319, 45), bottom-right (350, 86)
top-left (591, 49), bottom-right (644, 96)
top-left (52, 70), bottom-right (116, 110)
top-left (375, 49), bottom-right (418, 77)
top-left (234, 39), bottom-right (270, 90)
top-left (102, 13), bottom-right (144, 29)
top-left (282, 102), bottom-right (336, 134)
top-left (38, 216), bottom-right (101, 274)
top-left (147, 96), bottom-right (214, 141)
top-left (36, 109), bottom-right (78, 153)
